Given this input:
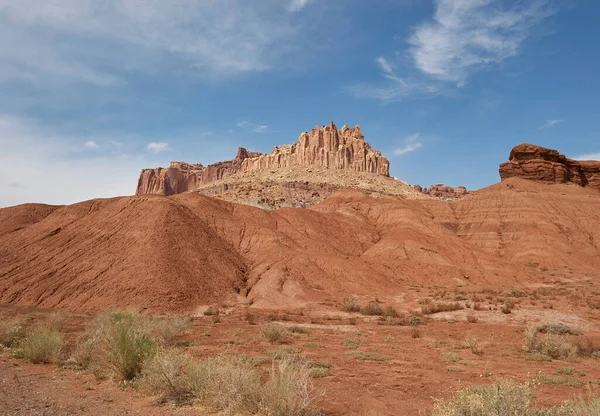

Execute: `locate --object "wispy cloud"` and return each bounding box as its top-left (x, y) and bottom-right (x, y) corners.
top-left (0, 0), bottom-right (323, 94)
top-left (575, 153), bottom-right (600, 161)
top-left (287, 0), bottom-right (315, 12)
top-left (394, 133), bottom-right (423, 156)
top-left (409, 0), bottom-right (555, 86)
top-left (236, 121), bottom-right (269, 133)
top-left (346, 57), bottom-right (441, 103)
top-left (538, 119), bottom-right (562, 129)
top-left (350, 0), bottom-right (555, 101)
top-left (146, 142), bottom-right (170, 153)
top-left (84, 140), bottom-right (100, 150)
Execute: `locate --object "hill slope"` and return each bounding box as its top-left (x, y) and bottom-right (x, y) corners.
top-left (1, 178), bottom-right (598, 313)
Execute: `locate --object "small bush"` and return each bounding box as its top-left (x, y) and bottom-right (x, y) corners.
top-left (411, 328), bottom-right (421, 339)
top-left (0, 316), bottom-right (27, 347)
top-left (340, 338), bottom-right (360, 349)
top-left (289, 326), bottom-right (308, 335)
top-left (341, 296), bottom-right (360, 312)
top-left (384, 306), bottom-right (400, 317)
top-left (105, 318), bottom-right (156, 381)
top-left (433, 379), bottom-right (534, 416)
top-left (573, 337), bottom-right (600, 357)
top-left (422, 302), bottom-right (463, 315)
top-left (557, 366), bottom-right (585, 376)
top-left (525, 353), bottom-right (553, 362)
top-left (446, 365), bottom-right (465, 372)
top-left (141, 348), bottom-right (198, 403)
top-left (506, 288), bottom-right (528, 298)
top-left (259, 358), bottom-right (318, 416)
top-left (261, 324), bottom-right (288, 345)
top-left (537, 323), bottom-right (581, 336)
top-left (536, 374), bottom-right (584, 387)
top-left (17, 324), bottom-right (64, 364)
top-left (466, 314), bottom-right (479, 323)
top-left (360, 302), bottom-right (384, 316)
top-left (525, 327), bottom-right (577, 360)
top-left (303, 342), bottom-right (323, 348)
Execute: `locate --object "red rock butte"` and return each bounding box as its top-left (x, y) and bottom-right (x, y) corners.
top-left (136, 122), bottom-right (390, 196)
top-left (499, 143), bottom-right (600, 190)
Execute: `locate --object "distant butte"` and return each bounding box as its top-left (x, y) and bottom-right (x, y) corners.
top-left (499, 143), bottom-right (600, 190)
top-left (137, 122), bottom-right (390, 197)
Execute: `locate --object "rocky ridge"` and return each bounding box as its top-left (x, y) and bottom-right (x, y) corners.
top-left (499, 144), bottom-right (600, 190)
top-left (413, 184), bottom-right (468, 199)
top-left (137, 122), bottom-right (390, 197)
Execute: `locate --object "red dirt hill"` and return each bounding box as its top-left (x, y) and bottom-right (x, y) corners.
top-left (1, 175), bottom-right (599, 313)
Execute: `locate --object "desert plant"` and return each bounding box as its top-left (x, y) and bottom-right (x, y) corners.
top-left (340, 338), bottom-right (360, 349)
top-left (433, 379), bottom-right (534, 416)
top-left (466, 313), bottom-right (479, 323)
top-left (344, 350), bottom-right (391, 361)
top-left (17, 324), bottom-right (64, 364)
top-left (525, 327), bottom-right (577, 360)
top-left (341, 296), bottom-right (361, 312)
top-left (0, 316), bottom-right (27, 347)
top-left (537, 323), bottom-right (581, 336)
top-left (105, 318), bottom-right (156, 381)
top-left (259, 358), bottom-right (318, 416)
top-left (141, 315), bottom-right (191, 345)
top-left (141, 348), bottom-right (199, 403)
top-left (411, 327), bottom-right (421, 339)
top-left (360, 302), bottom-right (384, 316)
top-left (261, 324), bottom-right (288, 344)
top-left (422, 302), bottom-right (463, 315)
top-left (246, 313), bottom-right (257, 325)
top-left (441, 352), bottom-right (462, 363)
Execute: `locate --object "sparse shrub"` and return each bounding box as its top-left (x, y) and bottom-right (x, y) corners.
top-left (446, 365), bottom-right (465, 372)
top-left (17, 324), bottom-right (64, 364)
top-left (557, 366), bottom-right (585, 376)
top-left (265, 346), bottom-right (299, 360)
top-left (411, 327), bottom-right (421, 339)
top-left (303, 342), bottom-right (323, 348)
top-left (466, 313), bottom-right (479, 323)
top-left (537, 323), bottom-right (581, 336)
top-left (105, 317), bottom-right (156, 381)
top-left (0, 316), bottom-right (27, 347)
top-left (341, 338), bottom-right (360, 349)
top-left (536, 374), bottom-right (584, 387)
top-left (344, 350), bottom-right (391, 361)
top-left (441, 352), bottom-right (462, 363)
top-left (433, 379), bottom-right (534, 416)
top-left (141, 348), bottom-right (198, 403)
top-left (289, 326), bottom-right (308, 335)
top-left (384, 306), bottom-right (400, 317)
top-left (360, 302), bottom-right (383, 316)
top-left (142, 315), bottom-right (191, 346)
top-left (525, 353), bottom-right (553, 362)
top-left (524, 327), bottom-right (577, 360)
top-left (246, 313), bottom-right (257, 325)
top-left (259, 357), bottom-right (318, 416)
top-left (341, 296), bottom-right (360, 313)
top-left (47, 312), bottom-right (66, 331)
top-left (573, 337), bottom-right (600, 358)
top-left (506, 288), bottom-right (528, 298)
top-left (422, 302), bottom-right (463, 315)
top-left (261, 324), bottom-right (288, 344)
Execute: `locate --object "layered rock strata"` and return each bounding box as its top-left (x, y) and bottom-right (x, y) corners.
top-left (499, 144), bottom-right (600, 190)
top-left (136, 122), bottom-right (390, 196)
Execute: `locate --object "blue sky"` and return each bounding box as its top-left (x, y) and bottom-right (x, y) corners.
top-left (1, 0), bottom-right (599, 207)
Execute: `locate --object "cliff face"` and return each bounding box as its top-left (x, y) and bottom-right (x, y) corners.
top-left (136, 122), bottom-right (390, 196)
top-left (241, 123), bottom-right (389, 176)
top-left (499, 144), bottom-right (600, 190)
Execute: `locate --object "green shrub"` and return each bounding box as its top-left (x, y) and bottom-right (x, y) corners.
top-left (536, 374), bottom-right (584, 387)
top-left (557, 366), bottom-right (585, 376)
top-left (340, 338), bottom-right (360, 349)
top-left (105, 318), bottom-right (156, 381)
top-left (17, 324), bottom-right (64, 364)
top-left (446, 365), bottom-right (465, 372)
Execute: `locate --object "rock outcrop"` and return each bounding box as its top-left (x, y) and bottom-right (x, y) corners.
top-left (413, 184), bottom-right (468, 199)
top-left (499, 144), bottom-right (600, 190)
top-left (136, 122), bottom-right (390, 196)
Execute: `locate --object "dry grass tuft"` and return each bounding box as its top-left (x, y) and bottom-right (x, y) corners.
top-left (261, 324), bottom-right (289, 345)
top-left (16, 324), bottom-right (64, 364)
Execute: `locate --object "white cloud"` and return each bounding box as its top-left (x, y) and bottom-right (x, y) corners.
top-left (575, 153), bottom-right (600, 161)
top-left (146, 142), bottom-right (170, 153)
top-left (0, 0), bottom-right (322, 92)
top-left (84, 140), bottom-right (99, 150)
top-left (394, 133), bottom-right (423, 155)
top-left (287, 0), bottom-right (314, 12)
top-left (236, 121), bottom-right (269, 133)
top-left (538, 119), bottom-right (562, 129)
top-left (408, 0), bottom-right (555, 85)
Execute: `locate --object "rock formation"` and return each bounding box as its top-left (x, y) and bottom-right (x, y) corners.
top-left (136, 122), bottom-right (390, 196)
top-left (499, 144), bottom-right (600, 190)
top-left (413, 184), bottom-right (468, 199)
